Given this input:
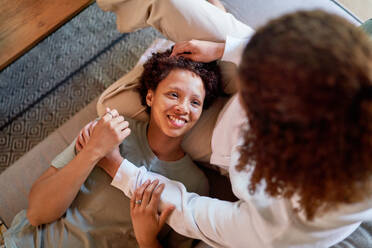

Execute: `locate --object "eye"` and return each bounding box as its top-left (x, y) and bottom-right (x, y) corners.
top-left (191, 100), bottom-right (201, 107)
top-left (167, 92), bottom-right (178, 98)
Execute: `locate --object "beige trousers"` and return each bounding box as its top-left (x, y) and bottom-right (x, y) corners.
top-left (96, 0), bottom-right (252, 162)
top-left (97, 0), bottom-right (252, 42)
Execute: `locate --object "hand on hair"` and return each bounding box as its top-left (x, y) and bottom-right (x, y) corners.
top-left (130, 180), bottom-right (175, 248)
top-left (170, 40), bottom-right (225, 63)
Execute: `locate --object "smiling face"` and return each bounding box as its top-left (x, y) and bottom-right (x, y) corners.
top-left (146, 69), bottom-right (206, 138)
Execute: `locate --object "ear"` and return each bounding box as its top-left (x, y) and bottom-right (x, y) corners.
top-left (146, 90), bottom-right (154, 107)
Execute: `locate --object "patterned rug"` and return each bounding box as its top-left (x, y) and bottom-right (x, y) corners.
top-left (0, 3), bottom-right (162, 174)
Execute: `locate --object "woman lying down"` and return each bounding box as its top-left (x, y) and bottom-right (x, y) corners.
top-left (3, 50), bottom-right (223, 248)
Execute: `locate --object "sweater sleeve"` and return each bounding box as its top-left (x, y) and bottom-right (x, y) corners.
top-left (111, 159), bottom-right (267, 248)
top-left (221, 35), bottom-right (252, 65)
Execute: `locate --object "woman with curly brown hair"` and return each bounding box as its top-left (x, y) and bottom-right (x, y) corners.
top-left (108, 7), bottom-right (372, 248)
top-left (3, 50), bottom-right (223, 248)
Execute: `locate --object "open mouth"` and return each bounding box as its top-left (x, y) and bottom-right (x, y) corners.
top-left (167, 115), bottom-right (188, 128)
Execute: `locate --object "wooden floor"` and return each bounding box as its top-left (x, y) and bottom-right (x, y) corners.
top-left (0, 0), bottom-right (93, 71)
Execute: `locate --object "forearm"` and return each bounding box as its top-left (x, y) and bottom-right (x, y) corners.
top-left (27, 149), bottom-right (101, 226)
top-left (112, 160), bottom-right (233, 247)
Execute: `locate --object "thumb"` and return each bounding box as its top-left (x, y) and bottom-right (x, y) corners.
top-left (158, 204), bottom-right (175, 228)
top-left (170, 48), bottom-right (178, 57)
top-left (179, 53), bottom-right (198, 61)
top-left (170, 42), bottom-right (188, 57)
top-left (106, 107), bottom-right (111, 113)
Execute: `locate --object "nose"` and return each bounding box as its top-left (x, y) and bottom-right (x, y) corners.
top-left (175, 99), bottom-right (189, 114)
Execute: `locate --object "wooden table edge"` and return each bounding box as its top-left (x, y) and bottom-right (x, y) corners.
top-left (0, 0), bottom-right (95, 72)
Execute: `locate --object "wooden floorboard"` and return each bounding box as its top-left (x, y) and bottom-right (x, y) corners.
top-left (0, 0), bottom-right (93, 71)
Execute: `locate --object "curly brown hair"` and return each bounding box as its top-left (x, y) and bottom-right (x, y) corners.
top-left (238, 10), bottom-right (372, 220)
top-left (138, 50), bottom-right (223, 113)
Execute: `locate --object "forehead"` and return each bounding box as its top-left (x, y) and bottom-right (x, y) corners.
top-left (157, 69), bottom-right (205, 97)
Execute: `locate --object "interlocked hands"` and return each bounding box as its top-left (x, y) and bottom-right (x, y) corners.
top-left (75, 107), bottom-right (130, 160)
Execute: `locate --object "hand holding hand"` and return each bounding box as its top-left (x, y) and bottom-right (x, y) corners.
top-left (170, 39), bottom-right (225, 63)
top-left (130, 180), bottom-right (175, 248)
top-left (75, 120), bottom-right (97, 153)
top-left (75, 108), bottom-right (130, 159)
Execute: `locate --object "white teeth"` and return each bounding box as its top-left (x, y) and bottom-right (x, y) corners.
top-left (169, 115), bottom-right (186, 124)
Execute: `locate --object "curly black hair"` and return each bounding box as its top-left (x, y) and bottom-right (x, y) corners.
top-left (238, 10), bottom-right (372, 220)
top-left (138, 50), bottom-right (223, 113)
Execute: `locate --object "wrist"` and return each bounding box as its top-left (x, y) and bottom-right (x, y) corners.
top-left (82, 146), bottom-right (104, 162)
top-left (99, 156), bottom-right (123, 178)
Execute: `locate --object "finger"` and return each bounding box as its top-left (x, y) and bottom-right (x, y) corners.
top-left (78, 132), bottom-right (85, 146)
top-left (102, 107), bottom-right (114, 121)
top-left (76, 144), bottom-right (82, 152)
top-left (131, 187), bottom-right (142, 210)
top-left (82, 126), bottom-right (90, 143)
top-left (112, 115), bottom-right (125, 125)
top-left (115, 120), bottom-right (129, 131)
top-left (75, 139), bottom-right (83, 152)
top-left (141, 180), bottom-right (159, 208)
top-left (131, 180), bottom-right (151, 210)
top-left (159, 205), bottom-right (175, 228)
top-left (110, 109), bottom-right (119, 118)
top-left (102, 111), bottom-right (113, 121)
top-left (170, 42), bottom-right (190, 57)
top-left (88, 121), bottom-right (95, 136)
top-left (170, 42), bottom-right (186, 56)
top-left (130, 194), bottom-right (136, 210)
top-left (179, 53), bottom-right (197, 61)
top-left (119, 127), bottom-right (131, 140)
top-left (175, 47), bottom-right (193, 57)
top-left (87, 120), bottom-right (97, 135)
top-left (149, 183), bottom-right (165, 209)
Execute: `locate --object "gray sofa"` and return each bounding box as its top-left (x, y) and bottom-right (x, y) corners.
top-left (0, 0), bottom-right (370, 247)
